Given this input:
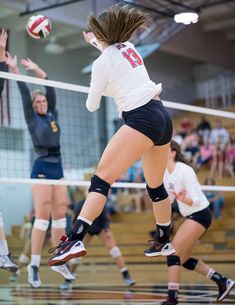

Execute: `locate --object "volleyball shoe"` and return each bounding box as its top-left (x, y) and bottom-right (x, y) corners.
top-left (48, 236), bottom-right (87, 266)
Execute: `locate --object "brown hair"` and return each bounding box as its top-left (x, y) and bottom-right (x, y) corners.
top-left (31, 90), bottom-right (46, 103)
top-left (88, 4), bottom-right (151, 45)
top-left (170, 140), bottom-right (191, 166)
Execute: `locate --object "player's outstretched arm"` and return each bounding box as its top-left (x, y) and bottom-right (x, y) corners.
top-left (5, 51), bottom-right (20, 74)
top-left (0, 29), bottom-right (7, 62)
top-left (21, 58), bottom-right (47, 79)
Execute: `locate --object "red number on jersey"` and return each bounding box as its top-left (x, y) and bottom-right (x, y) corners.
top-left (122, 48), bottom-right (143, 68)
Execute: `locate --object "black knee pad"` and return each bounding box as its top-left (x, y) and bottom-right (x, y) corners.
top-left (89, 175), bottom-right (110, 197)
top-left (167, 255), bottom-right (181, 267)
top-left (147, 183), bottom-right (168, 202)
top-left (183, 257), bottom-right (198, 270)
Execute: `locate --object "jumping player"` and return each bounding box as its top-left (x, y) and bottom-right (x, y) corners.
top-left (6, 53), bottom-right (74, 288)
top-left (0, 29), bottom-right (19, 273)
top-left (48, 4), bottom-right (175, 266)
top-left (161, 140), bottom-right (234, 305)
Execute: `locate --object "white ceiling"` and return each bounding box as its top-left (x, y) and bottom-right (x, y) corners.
top-left (0, 0), bottom-right (235, 53)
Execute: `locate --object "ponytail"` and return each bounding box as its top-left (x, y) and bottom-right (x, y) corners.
top-left (88, 4), bottom-right (151, 45)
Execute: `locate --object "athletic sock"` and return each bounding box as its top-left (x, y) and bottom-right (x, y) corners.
top-left (156, 222), bottom-right (171, 243)
top-left (30, 255), bottom-right (41, 267)
top-left (207, 268), bottom-right (226, 284)
top-left (69, 217), bottom-right (92, 241)
top-left (121, 268), bottom-right (130, 279)
top-left (168, 282), bottom-right (179, 299)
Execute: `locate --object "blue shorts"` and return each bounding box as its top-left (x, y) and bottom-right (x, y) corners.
top-left (122, 100), bottom-right (173, 145)
top-left (31, 159), bottom-right (64, 180)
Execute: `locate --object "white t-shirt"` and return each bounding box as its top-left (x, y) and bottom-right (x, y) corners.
top-left (164, 162), bottom-right (209, 217)
top-left (86, 41), bottom-right (162, 115)
top-left (210, 127), bottom-right (229, 148)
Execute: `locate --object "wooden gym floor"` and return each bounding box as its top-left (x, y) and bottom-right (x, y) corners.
top-left (0, 262), bottom-right (234, 305)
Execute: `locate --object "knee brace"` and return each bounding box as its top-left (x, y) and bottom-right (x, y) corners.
top-left (89, 175), bottom-right (110, 197)
top-left (0, 213), bottom-right (3, 227)
top-left (147, 183), bottom-right (168, 202)
top-left (33, 218), bottom-right (50, 231)
top-left (109, 246), bottom-right (122, 259)
top-left (183, 257), bottom-right (198, 270)
top-left (52, 218), bottom-right (66, 229)
top-left (19, 253), bottom-right (30, 264)
top-left (167, 255), bottom-right (181, 267)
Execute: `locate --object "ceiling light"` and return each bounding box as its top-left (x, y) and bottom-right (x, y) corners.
top-left (44, 37), bottom-right (65, 54)
top-left (174, 12), bottom-right (199, 25)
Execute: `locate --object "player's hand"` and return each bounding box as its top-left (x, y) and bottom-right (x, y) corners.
top-left (83, 31), bottom-right (95, 44)
top-left (172, 189), bottom-right (187, 201)
top-left (5, 51), bottom-right (18, 70)
top-left (20, 58), bottom-right (38, 71)
top-left (0, 29), bottom-right (7, 51)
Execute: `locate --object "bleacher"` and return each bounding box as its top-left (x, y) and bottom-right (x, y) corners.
top-left (7, 191), bottom-right (235, 266)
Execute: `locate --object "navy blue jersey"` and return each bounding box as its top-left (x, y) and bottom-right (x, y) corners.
top-left (0, 62), bottom-right (6, 95)
top-left (17, 80), bottom-right (61, 162)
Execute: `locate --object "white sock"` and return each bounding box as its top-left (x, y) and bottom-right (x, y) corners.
top-left (206, 268), bottom-right (215, 278)
top-left (30, 255), bottom-right (41, 267)
top-left (168, 282), bottom-right (180, 290)
top-left (77, 216), bottom-right (92, 225)
top-left (0, 240), bottom-right (9, 255)
top-left (156, 221), bottom-right (171, 226)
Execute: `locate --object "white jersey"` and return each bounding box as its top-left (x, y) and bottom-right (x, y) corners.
top-left (164, 162), bottom-right (209, 217)
top-left (86, 41), bottom-right (162, 115)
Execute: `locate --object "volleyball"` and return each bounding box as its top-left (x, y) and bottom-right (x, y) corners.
top-left (26, 15), bottom-right (52, 39)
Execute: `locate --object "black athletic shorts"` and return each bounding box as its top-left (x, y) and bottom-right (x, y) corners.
top-left (31, 159), bottom-right (64, 179)
top-left (186, 207), bottom-right (212, 230)
top-left (88, 220), bottom-right (110, 236)
top-left (122, 100), bottom-right (173, 145)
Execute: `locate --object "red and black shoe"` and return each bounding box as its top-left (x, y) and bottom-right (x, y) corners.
top-left (48, 236), bottom-right (87, 267)
top-left (217, 278), bottom-right (235, 302)
top-left (144, 240), bottom-right (175, 257)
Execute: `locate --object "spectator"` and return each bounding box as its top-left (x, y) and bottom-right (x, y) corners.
top-left (195, 137), bottom-right (215, 170)
top-left (204, 177), bottom-right (224, 220)
top-left (196, 116), bottom-right (211, 140)
top-left (224, 139), bottom-right (235, 177)
top-left (182, 129), bottom-right (199, 164)
top-left (210, 119), bottom-right (229, 149)
top-left (210, 139), bottom-right (226, 178)
top-left (179, 115), bottom-right (193, 138)
top-left (172, 128), bottom-right (184, 146)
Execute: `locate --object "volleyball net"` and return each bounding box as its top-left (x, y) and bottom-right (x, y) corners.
top-left (0, 71), bottom-right (235, 192)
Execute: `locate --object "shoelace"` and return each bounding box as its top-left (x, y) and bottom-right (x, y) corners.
top-left (147, 239), bottom-right (156, 245)
top-left (147, 239), bottom-right (170, 247)
top-left (48, 235), bottom-right (68, 254)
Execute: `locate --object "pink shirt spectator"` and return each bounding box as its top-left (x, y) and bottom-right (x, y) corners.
top-left (200, 144), bottom-right (215, 160)
top-left (226, 146), bottom-right (235, 164)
